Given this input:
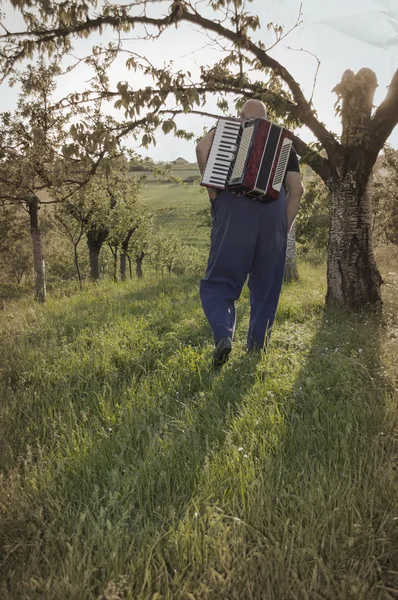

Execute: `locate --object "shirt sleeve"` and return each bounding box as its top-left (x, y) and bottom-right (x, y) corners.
top-left (286, 147), bottom-right (300, 173)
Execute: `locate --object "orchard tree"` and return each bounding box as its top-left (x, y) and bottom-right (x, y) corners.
top-left (0, 59), bottom-right (66, 301)
top-left (0, 58), bottom-right (115, 299)
top-left (52, 190), bottom-right (91, 288)
top-left (0, 203), bottom-right (32, 284)
top-left (1, 0), bottom-right (398, 306)
top-left (57, 156), bottom-right (149, 281)
top-left (120, 204), bottom-right (153, 280)
top-left (150, 231), bottom-right (181, 275)
top-left (106, 176), bottom-right (147, 282)
top-left (0, 50), bottom-right (170, 299)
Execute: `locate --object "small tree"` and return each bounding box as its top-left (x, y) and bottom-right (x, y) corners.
top-left (121, 205), bottom-right (153, 280)
top-left (52, 192), bottom-right (90, 289)
top-left (150, 232), bottom-right (182, 276)
top-left (0, 58), bottom-right (106, 299)
top-left (103, 159), bottom-right (145, 281)
top-left (0, 59), bottom-right (65, 301)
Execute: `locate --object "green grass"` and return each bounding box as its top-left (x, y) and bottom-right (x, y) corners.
top-left (141, 182), bottom-right (210, 249)
top-left (1, 257), bottom-right (398, 599)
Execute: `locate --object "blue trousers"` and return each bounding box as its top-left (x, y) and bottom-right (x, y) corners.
top-left (200, 189), bottom-right (288, 350)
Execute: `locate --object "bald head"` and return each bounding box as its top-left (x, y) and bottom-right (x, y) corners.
top-left (240, 99), bottom-right (267, 120)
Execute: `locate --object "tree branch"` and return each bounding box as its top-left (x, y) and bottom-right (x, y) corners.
top-left (291, 136), bottom-right (331, 183)
top-left (285, 45), bottom-right (321, 105)
top-left (0, 5), bottom-right (339, 155)
top-left (369, 69), bottom-right (398, 156)
top-left (181, 10), bottom-right (339, 154)
top-left (161, 108), bottom-right (331, 183)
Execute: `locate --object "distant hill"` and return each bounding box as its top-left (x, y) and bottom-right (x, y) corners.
top-left (172, 157), bottom-right (189, 165)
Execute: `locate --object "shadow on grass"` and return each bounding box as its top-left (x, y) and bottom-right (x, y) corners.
top-left (194, 305), bottom-right (398, 599)
top-left (54, 349), bottom-right (260, 533)
top-left (8, 270), bottom-right (396, 599)
top-left (0, 345), bottom-right (262, 598)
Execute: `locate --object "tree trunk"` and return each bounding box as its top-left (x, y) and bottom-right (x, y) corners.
top-left (135, 251), bottom-right (145, 278)
top-left (73, 243), bottom-right (83, 290)
top-left (28, 197), bottom-right (46, 302)
top-left (326, 168), bottom-right (382, 307)
top-left (120, 251), bottom-right (127, 281)
top-left (113, 248), bottom-right (118, 282)
top-left (86, 227), bottom-right (108, 281)
top-left (284, 222), bottom-right (298, 283)
top-left (128, 256), bottom-right (132, 279)
top-left (120, 228), bottom-right (137, 281)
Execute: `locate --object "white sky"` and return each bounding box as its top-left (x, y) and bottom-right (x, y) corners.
top-left (2, 0), bottom-right (398, 162)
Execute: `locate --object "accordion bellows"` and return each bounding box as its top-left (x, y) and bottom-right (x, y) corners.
top-left (201, 117), bottom-right (293, 201)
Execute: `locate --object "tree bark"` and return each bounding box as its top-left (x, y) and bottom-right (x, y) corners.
top-left (28, 197), bottom-right (46, 302)
top-left (112, 248), bottom-right (118, 282)
top-left (324, 69), bottom-right (385, 307)
top-left (120, 251), bottom-right (127, 281)
top-left (120, 227), bottom-right (137, 281)
top-left (73, 243), bottom-right (83, 290)
top-left (136, 251), bottom-right (145, 278)
top-left (86, 227), bottom-right (108, 281)
top-left (326, 167), bottom-right (382, 307)
top-left (284, 222), bottom-right (298, 283)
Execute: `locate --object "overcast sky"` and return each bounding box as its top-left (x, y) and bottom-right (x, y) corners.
top-left (2, 0), bottom-right (398, 162)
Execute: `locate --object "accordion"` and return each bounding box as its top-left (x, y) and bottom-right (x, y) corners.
top-left (201, 117), bottom-right (293, 200)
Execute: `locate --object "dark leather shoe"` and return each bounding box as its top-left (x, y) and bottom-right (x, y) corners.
top-left (213, 337), bottom-right (232, 368)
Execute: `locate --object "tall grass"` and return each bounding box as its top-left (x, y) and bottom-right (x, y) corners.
top-left (0, 258), bottom-right (397, 599)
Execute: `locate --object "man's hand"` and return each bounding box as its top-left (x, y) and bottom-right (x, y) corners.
top-left (285, 171), bottom-right (304, 233)
top-left (196, 129), bottom-right (218, 200)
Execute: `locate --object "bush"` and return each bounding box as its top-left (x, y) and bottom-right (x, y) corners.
top-left (371, 147), bottom-right (398, 245)
top-left (296, 176), bottom-right (330, 254)
top-left (171, 245), bottom-right (205, 275)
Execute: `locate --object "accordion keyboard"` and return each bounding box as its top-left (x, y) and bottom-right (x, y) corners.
top-left (201, 119), bottom-right (241, 188)
top-left (272, 138), bottom-right (292, 192)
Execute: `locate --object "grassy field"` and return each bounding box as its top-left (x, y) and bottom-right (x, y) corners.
top-left (137, 162), bottom-right (201, 184)
top-left (1, 248), bottom-right (397, 599)
top-left (140, 180), bottom-right (210, 250)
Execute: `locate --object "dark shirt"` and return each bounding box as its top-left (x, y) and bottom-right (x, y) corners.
top-left (286, 147), bottom-right (300, 174)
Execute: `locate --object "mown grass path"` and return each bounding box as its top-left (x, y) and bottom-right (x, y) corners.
top-left (1, 258), bottom-right (397, 600)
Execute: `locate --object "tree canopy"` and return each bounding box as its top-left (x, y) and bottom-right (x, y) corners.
top-left (0, 0), bottom-right (396, 183)
top-left (1, 0), bottom-right (397, 307)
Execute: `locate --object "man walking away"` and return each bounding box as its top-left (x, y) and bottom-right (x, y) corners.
top-left (196, 100), bottom-right (304, 368)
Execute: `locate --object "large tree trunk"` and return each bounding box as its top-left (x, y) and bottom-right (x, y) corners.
top-left (135, 251), bottom-right (145, 278)
top-left (28, 197), bottom-right (46, 302)
top-left (86, 227), bottom-right (108, 281)
top-left (284, 222), bottom-right (298, 283)
top-left (326, 168), bottom-right (382, 307)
